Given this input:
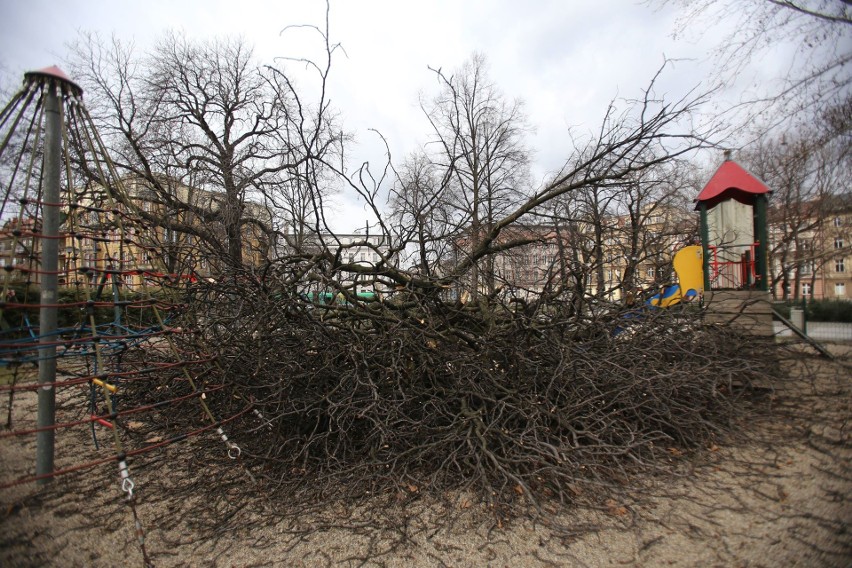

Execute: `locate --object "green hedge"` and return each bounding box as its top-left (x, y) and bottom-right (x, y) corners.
top-left (803, 299), bottom-right (852, 323)
top-left (772, 302), bottom-right (791, 320)
top-left (773, 298), bottom-right (852, 323)
top-left (0, 282), bottom-right (173, 334)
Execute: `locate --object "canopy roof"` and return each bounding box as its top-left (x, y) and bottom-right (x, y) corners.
top-left (24, 65), bottom-right (83, 97)
top-left (695, 160), bottom-right (770, 209)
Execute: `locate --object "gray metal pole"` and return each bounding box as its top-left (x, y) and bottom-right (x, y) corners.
top-left (36, 81), bottom-right (61, 484)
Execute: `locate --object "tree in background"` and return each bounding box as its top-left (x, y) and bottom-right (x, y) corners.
top-left (417, 54), bottom-right (531, 299)
top-left (609, 162), bottom-right (699, 295)
top-left (389, 151), bottom-right (454, 278)
top-left (393, 57), bottom-right (710, 307)
top-left (68, 30), bottom-right (342, 271)
top-left (663, 0), bottom-right (851, 128)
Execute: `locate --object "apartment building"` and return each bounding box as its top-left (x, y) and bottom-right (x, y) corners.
top-left (0, 176), bottom-right (274, 291)
top-left (770, 194), bottom-right (852, 301)
top-left (450, 204), bottom-right (695, 303)
top-left (0, 217), bottom-right (70, 287)
top-left (282, 231), bottom-right (396, 298)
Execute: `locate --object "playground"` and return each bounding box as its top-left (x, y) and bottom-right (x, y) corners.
top-left (0, 65), bottom-right (849, 568)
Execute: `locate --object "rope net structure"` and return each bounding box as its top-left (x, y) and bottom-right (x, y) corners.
top-left (0, 68), bottom-right (243, 566)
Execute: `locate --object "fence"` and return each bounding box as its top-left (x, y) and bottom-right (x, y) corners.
top-left (773, 298), bottom-right (852, 342)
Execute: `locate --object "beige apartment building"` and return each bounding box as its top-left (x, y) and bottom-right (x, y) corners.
top-left (0, 176), bottom-right (273, 291)
top-left (770, 196), bottom-right (852, 301)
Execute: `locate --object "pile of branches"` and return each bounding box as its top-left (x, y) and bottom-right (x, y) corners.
top-left (133, 271), bottom-right (776, 515)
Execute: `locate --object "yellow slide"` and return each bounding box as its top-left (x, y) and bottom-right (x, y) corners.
top-left (647, 245), bottom-right (704, 308)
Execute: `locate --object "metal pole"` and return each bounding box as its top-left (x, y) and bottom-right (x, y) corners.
top-left (36, 81), bottom-right (61, 484)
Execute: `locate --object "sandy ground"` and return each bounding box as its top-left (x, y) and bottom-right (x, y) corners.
top-left (1, 343), bottom-right (850, 567)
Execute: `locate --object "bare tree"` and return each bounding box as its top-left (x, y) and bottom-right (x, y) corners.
top-left (389, 152), bottom-right (454, 277)
top-left (417, 54), bottom-right (532, 299)
top-left (661, 0), bottom-right (851, 126)
top-left (611, 163), bottom-right (699, 293)
top-left (67, 30), bottom-right (341, 270)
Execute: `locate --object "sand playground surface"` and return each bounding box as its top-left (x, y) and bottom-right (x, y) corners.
top-left (1, 345), bottom-right (850, 567)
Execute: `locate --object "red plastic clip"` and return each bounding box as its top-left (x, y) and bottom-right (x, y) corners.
top-left (92, 415), bottom-right (114, 429)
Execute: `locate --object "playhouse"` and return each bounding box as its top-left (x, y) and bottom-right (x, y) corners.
top-left (696, 157), bottom-right (774, 334)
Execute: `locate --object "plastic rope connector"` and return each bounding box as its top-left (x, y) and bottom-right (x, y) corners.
top-left (216, 427), bottom-right (241, 459)
top-left (118, 459), bottom-right (134, 498)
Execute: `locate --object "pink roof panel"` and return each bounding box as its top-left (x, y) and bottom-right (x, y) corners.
top-left (24, 65), bottom-right (83, 96)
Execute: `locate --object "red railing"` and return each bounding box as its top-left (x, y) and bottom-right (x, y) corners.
top-left (707, 243), bottom-right (760, 290)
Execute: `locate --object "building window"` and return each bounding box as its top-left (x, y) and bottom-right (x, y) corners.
top-left (836, 258), bottom-right (846, 273)
top-left (802, 282), bottom-right (812, 297)
top-left (800, 261), bottom-right (813, 275)
top-left (834, 217), bottom-right (843, 227)
top-left (835, 282), bottom-right (846, 298)
top-left (646, 267), bottom-right (655, 279)
top-left (835, 238), bottom-right (844, 249)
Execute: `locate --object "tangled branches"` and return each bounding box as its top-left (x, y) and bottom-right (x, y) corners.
top-left (144, 272), bottom-right (777, 518)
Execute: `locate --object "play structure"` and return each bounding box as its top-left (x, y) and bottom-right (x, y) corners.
top-left (0, 66), bottom-right (244, 566)
top-left (646, 245), bottom-right (704, 308)
top-left (695, 158), bottom-right (771, 292)
top-left (645, 158), bottom-right (772, 311)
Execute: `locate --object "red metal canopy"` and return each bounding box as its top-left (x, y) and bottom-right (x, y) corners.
top-left (695, 160), bottom-right (769, 209)
top-left (31, 65), bottom-right (74, 83)
top-left (24, 65), bottom-right (83, 97)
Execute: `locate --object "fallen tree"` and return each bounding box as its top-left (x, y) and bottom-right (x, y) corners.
top-left (65, 35), bottom-right (778, 521)
top-left (135, 272), bottom-right (777, 518)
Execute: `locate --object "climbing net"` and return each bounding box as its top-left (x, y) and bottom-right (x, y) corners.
top-left (0, 68), bottom-right (244, 566)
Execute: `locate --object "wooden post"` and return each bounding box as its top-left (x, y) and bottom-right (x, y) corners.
top-left (754, 194), bottom-right (770, 292)
top-left (699, 202), bottom-right (711, 291)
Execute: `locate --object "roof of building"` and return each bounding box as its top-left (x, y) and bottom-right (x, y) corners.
top-left (695, 160), bottom-right (770, 209)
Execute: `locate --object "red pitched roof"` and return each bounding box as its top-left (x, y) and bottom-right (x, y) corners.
top-left (695, 160), bottom-right (770, 208)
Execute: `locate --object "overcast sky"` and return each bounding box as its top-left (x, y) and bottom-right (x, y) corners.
top-left (0, 0), bottom-right (809, 231)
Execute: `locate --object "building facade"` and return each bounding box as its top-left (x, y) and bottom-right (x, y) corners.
top-left (769, 197), bottom-right (851, 301)
top-left (0, 176), bottom-right (274, 292)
